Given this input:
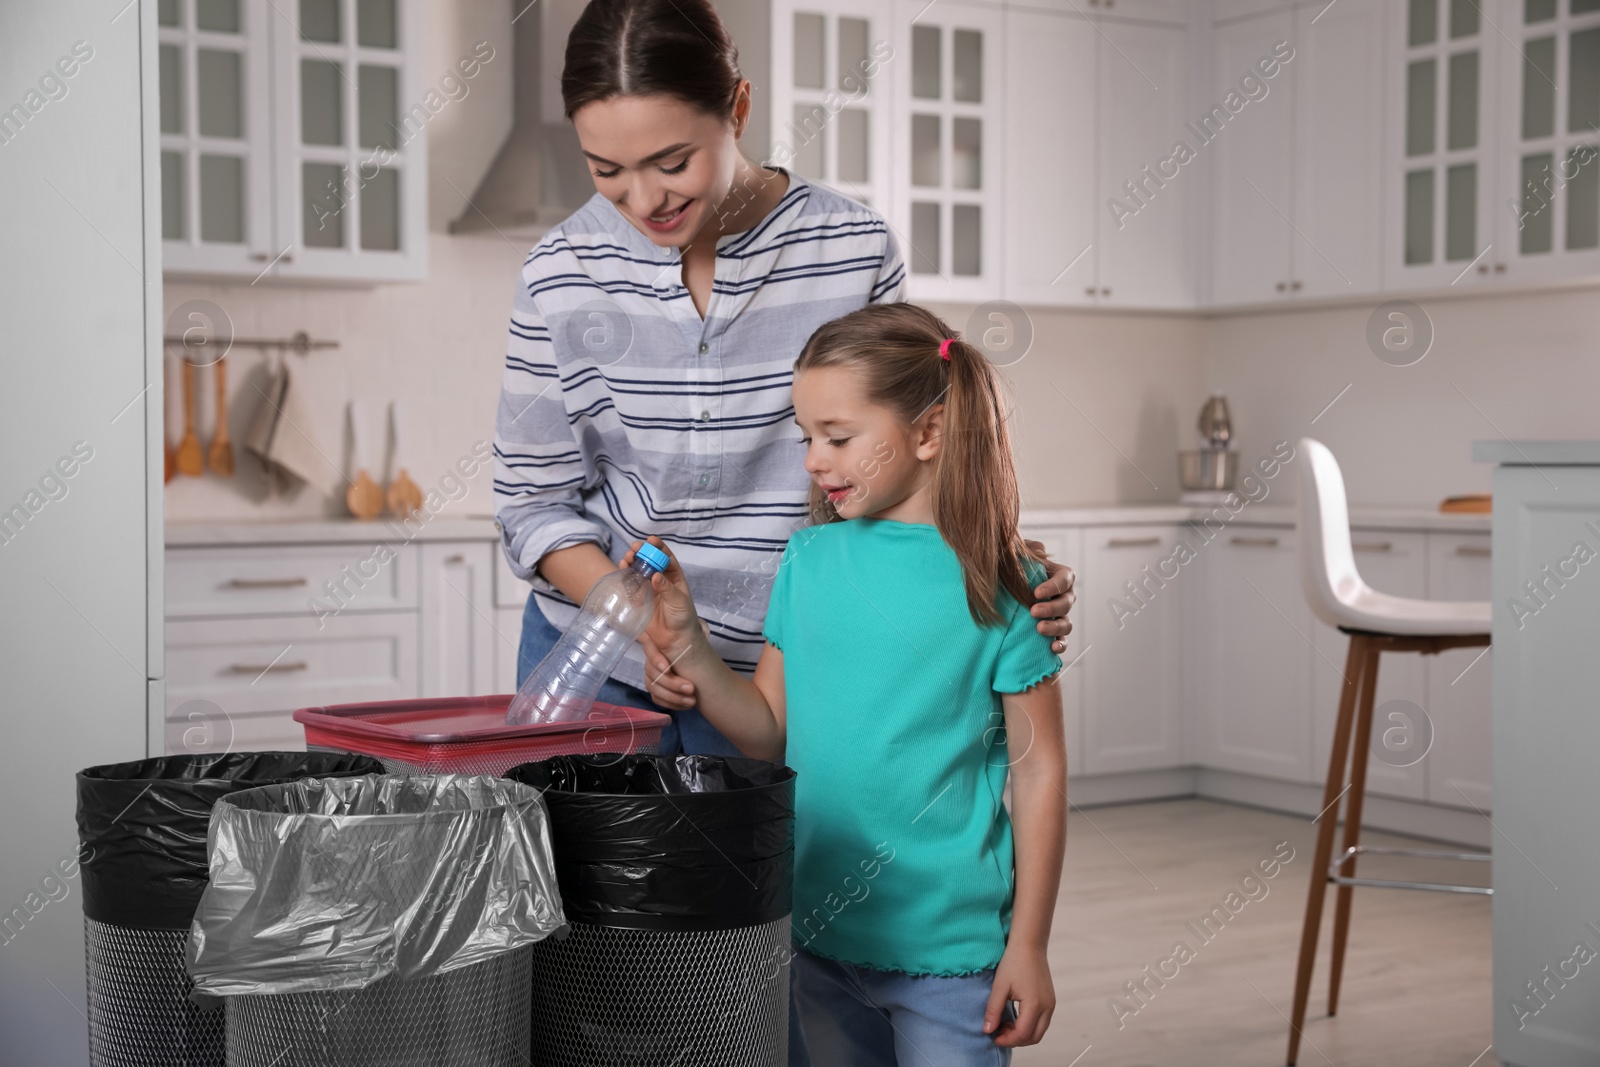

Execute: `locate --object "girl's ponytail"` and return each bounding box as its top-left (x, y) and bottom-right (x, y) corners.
top-left (795, 303), bottom-right (1042, 627)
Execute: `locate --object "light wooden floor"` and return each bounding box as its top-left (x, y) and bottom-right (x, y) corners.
top-left (1016, 799), bottom-right (1495, 1067)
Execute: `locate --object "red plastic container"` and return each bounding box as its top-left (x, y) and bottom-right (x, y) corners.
top-left (293, 695), bottom-right (671, 776)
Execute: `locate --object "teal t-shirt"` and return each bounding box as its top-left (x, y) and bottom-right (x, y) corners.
top-left (762, 517), bottom-right (1062, 976)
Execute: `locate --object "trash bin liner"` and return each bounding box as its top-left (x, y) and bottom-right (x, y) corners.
top-left (506, 754), bottom-right (796, 1067)
top-left (186, 774), bottom-right (566, 1067)
top-left (76, 751), bottom-right (382, 1067)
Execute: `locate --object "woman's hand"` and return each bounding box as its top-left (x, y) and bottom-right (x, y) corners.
top-left (984, 944), bottom-right (1056, 1047)
top-left (1025, 539), bottom-right (1077, 655)
top-left (621, 538), bottom-right (704, 710)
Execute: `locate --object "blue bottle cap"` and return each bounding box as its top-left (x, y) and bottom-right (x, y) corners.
top-left (635, 542), bottom-right (670, 575)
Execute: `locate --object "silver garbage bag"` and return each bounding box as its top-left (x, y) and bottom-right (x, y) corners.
top-left (185, 774), bottom-right (566, 1067)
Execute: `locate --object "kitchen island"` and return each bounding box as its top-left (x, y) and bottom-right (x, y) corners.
top-left (1475, 441), bottom-right (1600, 1066)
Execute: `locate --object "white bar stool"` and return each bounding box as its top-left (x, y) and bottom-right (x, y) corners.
top-left (1286, 438), bottom-right (1491, 1066)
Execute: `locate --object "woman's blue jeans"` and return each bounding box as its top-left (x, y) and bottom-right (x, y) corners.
top-left (515, 595), bottom-right (812, 1065)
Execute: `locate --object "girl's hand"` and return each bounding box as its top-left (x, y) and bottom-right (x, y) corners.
top-left (984, 944), bottom-right (1055, 1047)
top-left (1025, 539), bottom-right (1076, 655)
top-left (621, 538), bottom-right (707, 707)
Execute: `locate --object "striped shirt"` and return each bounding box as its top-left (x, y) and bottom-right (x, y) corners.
top-left (493, 167), bottom-right (908, 690)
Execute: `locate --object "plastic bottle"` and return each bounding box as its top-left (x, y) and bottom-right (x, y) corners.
top-left (506, 542), bottom-right (671, 726)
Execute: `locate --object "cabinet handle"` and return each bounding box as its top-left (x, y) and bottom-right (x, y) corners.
top-left (228, 661), bottom-right (308, 674)
top-left (1100, 287), bottom-right (1112, 296)
top-left (1478, 264), bottom-right (1489, 274)
top-left (1494, 263), bottom-right (1506, 273)
top-left (1106, 536), bottom-right (1161, 548)
top-left (1085, 287), bottom-right (1097, 296)
top-left (1455, 544), bottom-right (1491, 557)
top-left (1230, 536), bottom-right (1280, 548)
top-left (1291, 280), bottom-right (1302, 291)
top-left (1276, 282), bottom-right (1287, 292)
top-left (226, 577), bottom-right (308, 589)
top-left (444, 553), bottom-right (466, 564)
top-left (1352, 541), bottom-right (1392, 553)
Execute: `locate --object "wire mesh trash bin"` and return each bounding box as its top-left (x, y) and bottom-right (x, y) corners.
top-left (506, 755), bottom-right (796, 1067)
top-left (186, 774), bottom-right (566, 1067)
top-left (75, 752), bottom-right (383, 1067)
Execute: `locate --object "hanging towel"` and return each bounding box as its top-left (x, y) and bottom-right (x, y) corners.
top-left (243, 362), bottom-right (341, 497)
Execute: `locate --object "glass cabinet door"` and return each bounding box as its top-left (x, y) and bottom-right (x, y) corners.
top-left (1392, 0), bottom-right (1499, 284)
top-left (894, 0), bottom-right (1001, 301)
top-left (1498, 0), bottom-right (1600, 278)
top-left (771, 0), bottom-right (892, 216)
top-left (158, 0), bottom-right (274, 274)
top-left (273, 0), bottom-right (424, 280)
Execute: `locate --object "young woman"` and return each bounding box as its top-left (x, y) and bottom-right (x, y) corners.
top-left (494, 0), bottom-right (1076, 758)
top-left (624, 301), bottom-right (1067, 1063)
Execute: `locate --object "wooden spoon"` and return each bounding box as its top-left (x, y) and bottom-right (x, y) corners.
top-left (163, 352), bottom-right (175, 483)
top-left (175, 358), bottom-right (205, 477)
top-left (385, 400), bottom-right (424, 517)
top-left (208, 356), bottom-right (235, 476)
top-left (345, 401), bottom-right (384, 520)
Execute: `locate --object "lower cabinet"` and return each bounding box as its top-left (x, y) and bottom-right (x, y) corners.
top-left (418, 543), bottom-right (497, 699)
top-left (1079, 526), bottom-right (1184, 775)
top-left (1424, 532), bottom-right (1493, 811)
top-left (1311, 531), bottom-right (1429, 802)
top-left (1021, 526), bottom-right (1085, 779)
top-left (1190, 525), bottom-right (1315, 782)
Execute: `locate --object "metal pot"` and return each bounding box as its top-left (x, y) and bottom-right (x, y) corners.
top-left (1179, 449), bottom-right (1238, 491)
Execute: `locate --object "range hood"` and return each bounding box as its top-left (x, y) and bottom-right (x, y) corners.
top-left (449, 0), bottom-right (595, 238)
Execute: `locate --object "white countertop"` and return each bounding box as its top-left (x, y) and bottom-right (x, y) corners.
top-left (1472, 439), bottom-right (1600, 465)
top-left (166, 503), bottom-right (1489, 546)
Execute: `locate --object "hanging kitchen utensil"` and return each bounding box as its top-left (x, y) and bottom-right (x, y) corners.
top-left (385, 400), bottom-right (424, 518)
top-left (163, 350), bottom-right (175, 484)
top-left (175, 356), bottom-right (205, 477)
top-left (208, 356), bottom-right (235, 477)
top-left (345, 400), bottom-right (384, 520)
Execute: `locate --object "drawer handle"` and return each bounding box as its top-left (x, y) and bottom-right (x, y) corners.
top-left (1455, 544), bottom-right (1491, 557)
top-left (1231, 536), bottom-right (1280, 548)
top-left (226, 577), bottom-right (308, 589)
top-left (228, 661), bottom-right (309, 674)
top-left (1106, 537), bottom-right (1161, 548)
top-left (1352, 541), bottom-right (1392, 553)
top-left (444, 554), bottom-right (466, 564)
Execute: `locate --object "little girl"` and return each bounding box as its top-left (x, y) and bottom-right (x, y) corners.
top-left (624, 301), bottom-right (1066, 1064)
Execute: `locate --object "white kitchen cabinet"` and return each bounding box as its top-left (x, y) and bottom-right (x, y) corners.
top-left (1088, 0), bottom-right (1190, 25)
top-left (1094, 17), bottom-right (1196, 307)
top-left (1020, 524), bottom-right (1084, 779)
top-left (1492, 0), bottom-right (1600, 283)
top-left (161, 0), bottom-right (428, 282)
top-left (166, 541), bottom-right (417, 617)
top-left (894, 0), bottom-right (1005, 303)
top-left (495, 545), bottom-right (534, 692)
top-left (1208, 9), bottom-right (1297, 305)
top-left (1207, 0), bottom-right (1385, 305)
top-left (1191, 526), bottom-right (1314, 782)
top-left (999, 7), bottom-right (1098, 306)
top-left (165, 611), bottom-right (419, 753)
top-left (1080, 526), bottom-right (1184, 773)
top-left (1310, 531), bottom-right (1429, 801)
top-left (770, 0), bottom-right (893, 213)
top-left (1385, 0), bottom-right (1502, 289)
top-left (1425, 531), bottom-right (1493, 811)
top-left (419, 542), bottom-right (498, 698)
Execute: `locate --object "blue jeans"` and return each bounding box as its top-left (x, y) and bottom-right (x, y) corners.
top-left (515, 594), bottom-right (742, 757)
top-left (792, 947), bottom-right (1014, 1067)
top-left (516, 596), bottom-right (812, 1065)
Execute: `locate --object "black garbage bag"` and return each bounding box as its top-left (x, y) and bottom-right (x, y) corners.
top-left (77, 752), bottom-right (384, 930)
top-left (75, 751), bottom-right (383, 1067)
top-left (506, 754), bottom-right (795, 931)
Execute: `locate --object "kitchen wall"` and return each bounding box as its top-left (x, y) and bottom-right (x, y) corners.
top-left (163, 0), bottom-right (1597, 526)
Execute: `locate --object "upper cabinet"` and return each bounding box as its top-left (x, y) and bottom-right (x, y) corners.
top-left (1388, 0), bottom-right (1600, 291)
top-left (159, 0), bottom-right (428, 283)
top-left (1208, 0), bottom-right (1386, 305)
top-left (892, 0), bottom-right (1005, 304)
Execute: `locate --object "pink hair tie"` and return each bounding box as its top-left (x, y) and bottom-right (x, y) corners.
top-left (939, 337), bottom-right (954, 360)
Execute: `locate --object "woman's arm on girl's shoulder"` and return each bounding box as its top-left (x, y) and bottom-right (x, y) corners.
top-left (985, 674), bottom-right (1066, 1048)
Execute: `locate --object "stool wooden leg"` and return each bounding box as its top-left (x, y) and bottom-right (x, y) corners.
top-left (1287, 634), bottom-right (1367, 1066)
top-left (1328, 642), bottom-right (1381, 1016)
